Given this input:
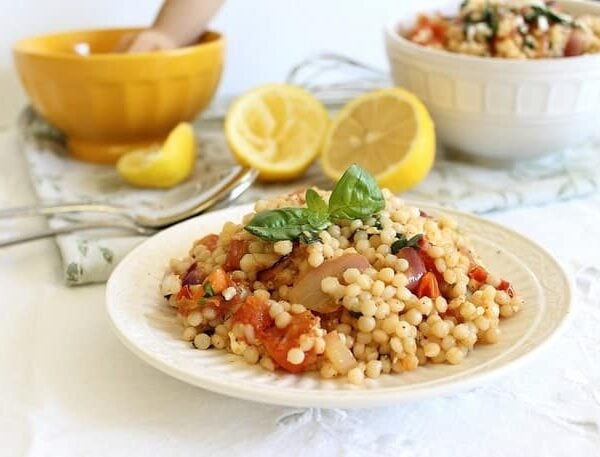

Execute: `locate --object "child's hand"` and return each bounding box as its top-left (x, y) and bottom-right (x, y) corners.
top-left (115, 0), bottom-right (224, 53)
top-left (116, 29), bottom-right (178, 53)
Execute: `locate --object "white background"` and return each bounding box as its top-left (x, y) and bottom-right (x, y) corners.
top-left (0, 0), bottom-right (454, 128)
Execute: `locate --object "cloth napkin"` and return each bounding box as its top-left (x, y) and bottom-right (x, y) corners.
top-left (17, 53), bottom-right (600, 285)
top-left (19, 107), bottom-right (600, 286)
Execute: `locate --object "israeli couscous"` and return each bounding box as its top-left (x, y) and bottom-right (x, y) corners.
top-left (161, 165), bottom-right (522, 384)
top-left (405, 0), bottom-right (600, 58)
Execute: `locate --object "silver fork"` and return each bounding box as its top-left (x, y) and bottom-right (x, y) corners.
top-left (0, 167), bottom-right (258, 248)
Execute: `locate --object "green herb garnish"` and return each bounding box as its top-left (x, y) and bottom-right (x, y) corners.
top-left (244, 207), bottom-right (329, 242)
top-left (245, 164), bottom-right (385, 242)
top-left (482, 5), bottom-right (499, 37)
top-left (527, 5), bottom-right (575, 26)
top-left (305, 188), bottom-right (328, 216)
top-left (203, 282), bottom-right (215, 298)
top-left (524, 36), bottom-right (536, 49)
top-left (328, 165), bottom-right (385, 220)
top-left (390, 234), bottom-right (423, 255)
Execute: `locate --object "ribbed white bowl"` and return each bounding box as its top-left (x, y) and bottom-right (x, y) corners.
top-left (385, 0), bottom-right (600, 161)
top-left (106, 203), bottom-right (571, 408)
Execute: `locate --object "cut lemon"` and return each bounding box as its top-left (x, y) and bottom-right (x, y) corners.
top-left (117, 122), bottom-right (197, 188)
top-left (225, 84), bottom-right (329, 181)
top-left (321, 88), bottom-right (435, 193)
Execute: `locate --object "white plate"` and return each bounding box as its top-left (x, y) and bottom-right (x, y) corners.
top-left (106, 203), bottom-right (571, 408)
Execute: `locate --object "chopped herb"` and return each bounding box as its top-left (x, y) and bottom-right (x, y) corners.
top-left (372, 215), bottom-right (384, 230)
top-left (203, 282), bottom-right (215, 298)
top-left (524, 36), bottom-right (536, 49)
top-left (482, 5), bottom-right (499, 37)
top-left (391, 234), bottom-right (423, 255)
top-left (298, 231), bottom-right (322, 244)
top-left (527, 5), bottom-right (574, 26)
top-left (197, 297), bottom-right (207, 306)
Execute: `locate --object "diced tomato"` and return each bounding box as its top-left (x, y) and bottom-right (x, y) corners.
top-left (430, 20), bottom-right (447, 43)
top-left (468, 265), bottom-right (488, 283)
top-left (414, 237), bottom-right (444, 283)
top-left (177, 284), bottom-right (194, 300)
top-left (198, 234), bottom-right (219, 251)
top-left (175, 284), bottom-right (205, 316)
top-left (498, 279), bottom-right (515, 298)
top-left (417, 247), bottom-right (439, 276)
top-left (232, 296), bottom-right (273, 336)
top-left (205, 267), bottom-right (229, 293)
top-left (223, 240), bottom-right (249, 272)
top-left (408, 15), bottom-right (447, 46)
top-left (416, 272), bottom-right (440, 299)
top-left (204, 295), bottom-right (236, 320)
top-left (417, 237), bottom-right (431, 250)
top-left (262, 311), bottom-right (318, 373)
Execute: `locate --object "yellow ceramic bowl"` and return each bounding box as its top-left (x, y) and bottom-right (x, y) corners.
top-left (13, 28), bottom-right (224, 163)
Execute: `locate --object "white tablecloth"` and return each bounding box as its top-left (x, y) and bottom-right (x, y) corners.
top-left (1, 128), bottom-right (600, 457)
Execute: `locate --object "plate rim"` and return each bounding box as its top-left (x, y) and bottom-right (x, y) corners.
top-left (106, 202), bottom-right (573, 408)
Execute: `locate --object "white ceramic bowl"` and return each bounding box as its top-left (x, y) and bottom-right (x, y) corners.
top-left (385, 0), bottom-right (600, 161)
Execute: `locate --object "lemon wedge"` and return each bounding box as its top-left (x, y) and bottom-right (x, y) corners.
top-left (117, 122), bottom-right (197, 188)
top-left (225, 84), bottom-right (329, 181)
top-left (321, 88), bottom-right (435, 193)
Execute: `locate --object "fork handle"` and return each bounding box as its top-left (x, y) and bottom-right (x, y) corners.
top-left (0, 202), bottom-right (128, 220)
top-left (0, 222), bottom-right (155, 248)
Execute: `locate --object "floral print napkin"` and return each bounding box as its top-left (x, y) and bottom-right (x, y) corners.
top-left (18, 105), bottom-right (600, 286)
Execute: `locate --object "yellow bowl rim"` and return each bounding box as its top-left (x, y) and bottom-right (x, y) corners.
top-left (13, 27), bottom-right (223, 60)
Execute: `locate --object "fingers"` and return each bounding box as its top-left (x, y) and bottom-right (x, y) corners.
top-left (117, 30), bottom-right (179, 53)
top-left (114, 32), bottom-right (136, 53)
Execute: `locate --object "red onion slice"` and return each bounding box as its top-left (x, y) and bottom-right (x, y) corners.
top-left (396, 247), bottom-right (426, 292)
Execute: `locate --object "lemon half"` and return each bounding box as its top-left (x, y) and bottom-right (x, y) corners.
top-left (321, 88), bottom-right (435, 193)
top-left (225, 84), bottom-right (329, 181)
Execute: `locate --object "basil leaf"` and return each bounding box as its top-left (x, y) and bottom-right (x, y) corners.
top-left (245, 208), bottom-right (329, 242)
top-left (328, 164), bottom-right (385, 220)
top-left (203, 282), bottom-right (215, 297)
top-left (406, 233), bottom-right (423, 248)
top-left (305, 188), bottom-right (328, 216)
top-left (391, 233), bottom-right (423, 254)
top-left (307, 211), bottom-right (330, 229)
top-left (391, 236), bottom-right (407, 255)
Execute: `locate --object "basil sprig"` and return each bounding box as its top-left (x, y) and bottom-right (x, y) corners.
top-left (245, 164), bottom-right (385, 242)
